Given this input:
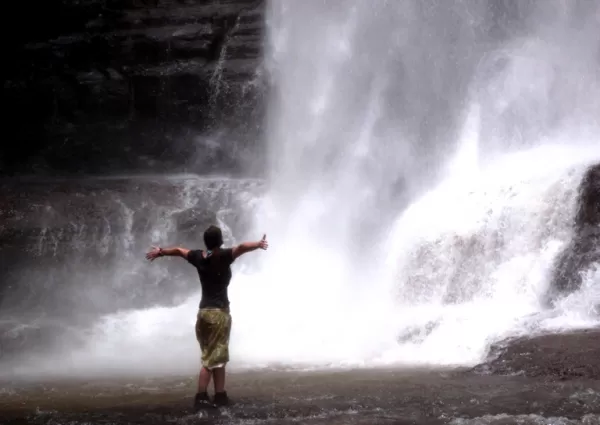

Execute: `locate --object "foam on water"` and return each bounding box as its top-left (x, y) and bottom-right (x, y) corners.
top-left (450, 414), bottom-right (600, 425)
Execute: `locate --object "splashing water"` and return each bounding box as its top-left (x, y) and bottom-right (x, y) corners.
top-left (380, 143), bottom-right (599, 365)
top-left (37, 138), bottom-right (598, 379)
top-left (233, 0), bottom-right (600, 369)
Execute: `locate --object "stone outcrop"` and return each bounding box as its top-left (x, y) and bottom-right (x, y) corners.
top-left (2, 0), bottom-right (267, 176)
top-left (0, 175), bottom-right (264, 362)
top-left (548, 162), bottom-right (600, 302)
top-left (0, 176), bottom-right (265, 319)
top-left (472, 328), bottom-right (600, 380)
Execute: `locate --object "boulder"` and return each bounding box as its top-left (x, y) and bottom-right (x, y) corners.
top-left (471, 328), bottom-right (600, 380)
top-left (548, 162), bottom-right (600, 300)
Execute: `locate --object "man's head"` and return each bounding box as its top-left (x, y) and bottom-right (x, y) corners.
top-left (204, 225), bottom-right (224, 250)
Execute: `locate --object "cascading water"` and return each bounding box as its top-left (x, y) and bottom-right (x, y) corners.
top-left (242, 0), bottom-right (600, 368)
top-left (3, 0), bottom-right (600, 378)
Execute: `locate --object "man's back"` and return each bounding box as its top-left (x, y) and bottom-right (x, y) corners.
top-left (145, 228), bottom-right (268, 410)
top-left (187, 248), bottom-right (235, 309)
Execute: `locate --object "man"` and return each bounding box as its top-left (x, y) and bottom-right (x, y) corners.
top-left (145, 225), bottom-right (268, 410)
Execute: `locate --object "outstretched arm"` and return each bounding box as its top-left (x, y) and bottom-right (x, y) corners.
top-left (232, 234), bottom-right (268, 260)
top-left (145, 246), bottom-right (190, 262)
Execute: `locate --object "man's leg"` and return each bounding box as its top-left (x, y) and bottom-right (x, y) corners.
top-left (194, 367), bottom-right (215, 410)
top-left (194, 310), bottom-right (215, 410)
top-left (212, 366), bottom-right (229, 406)
top-left (213, 366), bottom-right (226, 393)
top-left (198, 366), bottom-right (212, 393)
top-left (212, 309), bottom-right (231, 406)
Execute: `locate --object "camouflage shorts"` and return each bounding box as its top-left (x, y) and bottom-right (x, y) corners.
top-left (195, 308), bottom-right (232, 370)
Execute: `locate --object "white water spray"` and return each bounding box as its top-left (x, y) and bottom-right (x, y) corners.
top-left (237, 0), bottom-right (600, 368)
top-left (236, 0), bottom-right (600, 368)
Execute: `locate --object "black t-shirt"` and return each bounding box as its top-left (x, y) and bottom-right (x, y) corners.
top-left (187, 248), bottom-right (235, 309)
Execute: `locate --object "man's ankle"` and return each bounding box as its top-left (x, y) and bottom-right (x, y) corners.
top-left (194, 392), bottom-right (211, 404)
top-left (193, 391), bottom-right (215, 411)
top-left (213, 391), bottom-right (229, 406)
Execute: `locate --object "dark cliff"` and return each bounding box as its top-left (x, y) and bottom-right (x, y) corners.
top-left (2, 0), bottom-right (267, 176)
top-left (549, 163), bottom-right (600, 301)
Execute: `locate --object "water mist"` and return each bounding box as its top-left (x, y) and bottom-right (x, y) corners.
top-left (242, 0), bottom-right (600, 367)
top-left (4, 0), bottom-right (600, 378)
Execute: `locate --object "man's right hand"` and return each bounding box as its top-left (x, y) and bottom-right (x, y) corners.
top-left (232, 235), bottom-right (269, 259)
top-left (258, 234), bottom-right (268, 250)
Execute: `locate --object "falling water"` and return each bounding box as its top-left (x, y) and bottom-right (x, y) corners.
top-left (239, 0), bottom-right (600, 367)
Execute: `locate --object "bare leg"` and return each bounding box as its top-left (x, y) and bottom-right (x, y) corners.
top-left (193, 366), bottom-right (215, 411)
top-left (212, 366), bottom-right (230, 406)
top-left (213, 366), bottom-right (226, 393)
top-left (198, 367), bottom-right (212, 393)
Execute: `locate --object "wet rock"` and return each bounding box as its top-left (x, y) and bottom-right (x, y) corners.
top-left (171, 208), bottom-right (218, 247)
top-left (2, 0), bottom-right (267, 176)
top-left (172, 208), bottom-right (217, 234)
top-left (0, 176), bottom-right (265, 319)
top-left (471, 328), bottom-right (600, 380)
top-left (0, 320), bottom-right (69, 363)
top-left (549, 163), bottom-right (600, 301)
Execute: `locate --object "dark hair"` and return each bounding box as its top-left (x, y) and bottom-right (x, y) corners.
top-left (203, 225), bottom-right (224, 250)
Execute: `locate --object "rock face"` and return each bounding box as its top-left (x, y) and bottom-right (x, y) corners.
top-left (549, 163), bottom-right (600, 301)
top-left (3, 0), bottom-right (267, 176)
top-left (0, 175), bottom-right (264, 362)
top-left (0, 176), bottom-right (264, 318)
top-left (472, 328), bottom-right (600, 381)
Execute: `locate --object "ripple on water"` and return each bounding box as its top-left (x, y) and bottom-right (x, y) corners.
top-left (569, 389), bottom-right (600, 410)
top-left (450, 414), bottom-right (600, 425)
top-left (0, 388), bottom-right (16, 396)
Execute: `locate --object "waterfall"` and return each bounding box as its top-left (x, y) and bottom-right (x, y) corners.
top-left (2, 0), bottom-right (599, 378)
